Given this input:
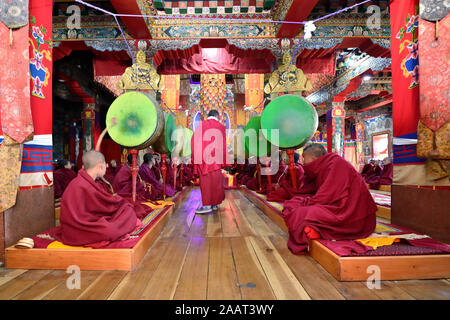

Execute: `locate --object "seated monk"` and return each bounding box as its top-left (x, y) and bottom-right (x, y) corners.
top-left (138, 153), bottom-right (175, 199)
top-left (113, 154), bottom-right (159, 201)
top-left (178, 158), bottom-right (194, 187)
top-left (104, 159), bottom-right (121, 185)
top-left (59, 150), bottom-right (142, 246)
top-left (368, 157), bottom-right (393, 189)
top-left (245, 154), bottom-right (287, 194)
top-left (267, 153), bottom-right (305, 203)
top-left (53, 160), bottom-right (77, 199)
top-left (236, 159), bottom-right (257, 186)
top-left (360, 159), bottom-right (374, 178)
top-left (364, 159), bottom-right (382, 186)
top-left (282, 144), bottom-right (376, 254)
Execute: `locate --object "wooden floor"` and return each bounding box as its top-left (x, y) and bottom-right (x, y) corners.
top-left (1, 188), bottom-right (449, 300)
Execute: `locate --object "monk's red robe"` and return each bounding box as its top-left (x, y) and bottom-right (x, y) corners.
top-left (360, 164), bottom-right (373, 178)
top-left (59, 169), bottom-right (139, 246)
top-left (379, 163), bottom-right (393, 185)
top-left (237, 164), bottom-right (257, 186)
top-left (368, 163), bottom-right (393, 189)
top-left (191, 118), bottom-right (227, 206)
top-left (246, 161), bottom-right (287, 194)
top-left (53, 168), bottom-right (77, 198)
top-left (112, 165), bottom-right (157, 201)
top-left (267, 164), bottom-right (305, 203)
top-left (104, 165), bottom-right (122, 185)
top-left (282, 153), bottom-right (377, 254)
top-left (364, 165), bottom-right (382, 185)
top-left (138, 163), bottom-right (175, 198)
top-left (178, 163), bottom-right (194, 187)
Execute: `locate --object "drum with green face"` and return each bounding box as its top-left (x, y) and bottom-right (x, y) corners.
top-left (260, 94), bottom-right (318, 149)
top-left (152, 112), bottom-right (176, 155)
top-left (106, 91), bottom-right (164, 149)
top-left (242, 116), bottom-right (272, 157)
top-left (181, 127), bottom-right (194, 158)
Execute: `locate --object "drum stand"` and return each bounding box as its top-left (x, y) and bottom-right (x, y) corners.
top-left (161, 154), bottom-right (167, 200)
top-left (286, 149), bottom-right (297, 190)
top-left (129, 149), bottom-right (139, 203)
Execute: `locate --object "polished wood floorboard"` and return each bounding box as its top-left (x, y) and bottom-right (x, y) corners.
top-left (1, 188), bottom-right (449, 300)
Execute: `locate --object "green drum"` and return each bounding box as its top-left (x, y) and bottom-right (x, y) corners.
top-left (181, 127), bottom-right (193, 157)
top-left (152, 112), bottom-right (176, 155)
top-left (106, 91), bottom-right (164, 149)
top-left (261, 94), bottom-right (318, 149)
top-left (242, 116), bottom-right (271, 157)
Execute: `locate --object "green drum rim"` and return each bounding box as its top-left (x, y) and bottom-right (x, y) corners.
top-left (106, 91), bottom-right (158, 148)
top-left (242, 116), bottom-right (271, 157)
top-left (261, 94), bottom-right (318, 149)
top-left (164, 113), bottom-right (176, 152)
top-left (181, 127), bottom-right (193, 157)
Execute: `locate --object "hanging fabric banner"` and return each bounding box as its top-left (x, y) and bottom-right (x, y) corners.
top-left (245, 74), bottom-right (264, 111)
top-left (200, 74), bottom-right (226, 115)
top-left (390, 0), bottom-right (422, 163)
top-left (161, 74), bottom-right (180, 111)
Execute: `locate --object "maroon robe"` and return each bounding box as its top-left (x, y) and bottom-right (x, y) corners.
top-left (191, 118), bottom-right (227, 206)
top-left (282, 153), bottom-right (377, 254)
top-left (53, 168), bottom-right (77, 198)
top-left (138, 163), bottom-right (175, 198)
top-left (267, 164), bottom-right (305, 203)
top-left (237, 163), bottom-right (257, 185)
top-left (112, 165), bottom-right (157, 201)
top-left (368, 163), bottom-right (393, 189)
top-left (246, 161), bottom-right (287, 195)
top-left (364, 165), bottom-right (382, 185)
top-left (178, 163), bottom-right (194, 187)
top-left (104, 164), bottom-right (122, 185)
top-left (59, 169), bottom-right (139, 246)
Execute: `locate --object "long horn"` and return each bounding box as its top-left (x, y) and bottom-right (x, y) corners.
top-left (95, 118), bottom-right (117, 151)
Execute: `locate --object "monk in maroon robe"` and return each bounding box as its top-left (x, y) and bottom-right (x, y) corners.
top-left (267, 153), bottom-right (305, 203)
top-left (112, 154), bottom-right (159, 202)
top-left (104, 159), bottom-right (121, 185)
top-left (246, 156), bottom-right (287, 195)
top-left (138, 153), bottom-right (175, 199)
top-left (236, 160), bottom-right (257, 186)
top-left (59, 150), bottom-right (142, 246)
top-left (53, 160), bottom-right (77, 198)
top-left (191, 109), bottom-right (227, 213)
top-left (364, 160), bottom-right (382, 186)
top-left (282, 144), bottom-right (376, 254)
top-left (368, 158), bottom-right (393, 189)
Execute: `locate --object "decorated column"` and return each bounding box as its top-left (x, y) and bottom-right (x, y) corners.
top-left (355, 121), bottom-right (365, 169)
top-left (81, 104), bottom-right (96, 152)
top-left (331, 103), bottom-right (346, 158)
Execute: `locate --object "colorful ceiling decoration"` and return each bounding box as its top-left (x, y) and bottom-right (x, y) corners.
top-left (148, 0), bottom-right (275, 16)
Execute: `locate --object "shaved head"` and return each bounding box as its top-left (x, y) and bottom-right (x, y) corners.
top-left (82, 150), bottom-right (106, 170)
top-left (302, 144), bottom-right (327, 164)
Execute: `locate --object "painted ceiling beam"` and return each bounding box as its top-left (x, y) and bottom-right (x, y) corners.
top-left (110, 0), bottom-right (152, 39)
top-left (276, 0), bottom-right (318, 38)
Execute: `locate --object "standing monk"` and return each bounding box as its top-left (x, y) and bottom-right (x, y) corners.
top-left (191, 110), bottom-right (227, 213)
top-left (59, 150), bottom-right (142, 246)
top-left (282, 144), bottom-right (376, 254)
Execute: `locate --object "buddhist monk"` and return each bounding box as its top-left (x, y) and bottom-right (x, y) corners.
top-left (282, 144), bottom-right (376, 254)
top-left (113, 154), bottom-right (157, 201)
top-left (236, 158), bottom-right (257, 186)
top-left (59, 150), bottom-right (142, 246)
top-left (364, 159), bottom-right (382, 186)
top-left (104, 159), bottom-right (121, 185)
top-left (368, 157), bottom-right (393, 189)
top-left (191, 109), bottom-right (227, 213)
top-left (54, 159), bottom-right (77, 198)
top-left (266, 152), bottom-right (305, 202)
top-left (138, 153), bottom-right (175, 199)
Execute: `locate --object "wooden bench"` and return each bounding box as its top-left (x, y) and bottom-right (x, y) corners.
top-left (241, 187), bottom-right (450, 281)
top-left (5, 187), bottom-right (190, 271)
